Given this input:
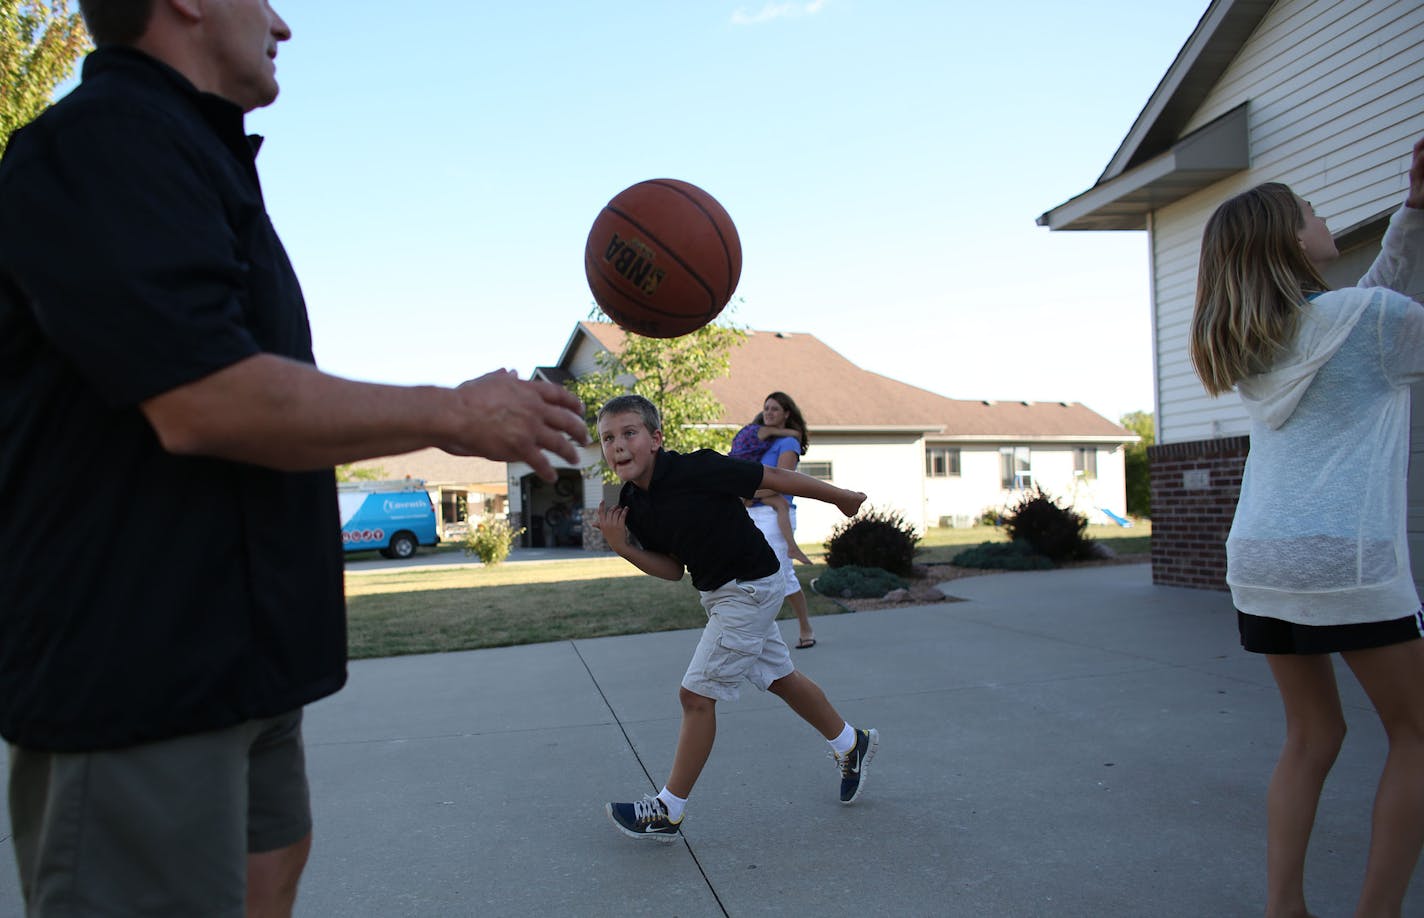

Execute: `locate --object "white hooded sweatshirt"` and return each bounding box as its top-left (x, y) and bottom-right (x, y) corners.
top-left (1227, 206), bottom-right (1424, 624)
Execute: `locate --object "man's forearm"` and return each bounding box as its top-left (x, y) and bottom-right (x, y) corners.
top-left (141, 354), bottom-right (463, 470)
top-left (140, 353), bottom-right (588, 478)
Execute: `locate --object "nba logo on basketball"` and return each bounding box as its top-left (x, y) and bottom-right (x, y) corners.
top-left (600, 233), bottom-right (666, 296)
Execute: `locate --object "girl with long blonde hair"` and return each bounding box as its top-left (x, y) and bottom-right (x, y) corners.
top-left (1191, 136), bottom-right (1424, 918)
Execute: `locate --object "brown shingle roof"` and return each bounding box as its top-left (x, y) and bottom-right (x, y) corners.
top-left (573, 322), bottom-right (1130, 440)
top-left (346, 448), bottom-right (506, 489)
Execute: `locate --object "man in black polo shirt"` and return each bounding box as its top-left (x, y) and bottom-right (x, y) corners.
top-left (592, 395), bottom-right (879, 841)
top-left (0, 1), bottom-right (587, 914)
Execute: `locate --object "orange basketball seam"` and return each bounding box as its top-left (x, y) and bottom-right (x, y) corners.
top-left (604, 205), bottom-right (720, 308)
top-left (583, 252), bottom-right (709, 322)
top-left (644, 179), bottom-right (739, 298)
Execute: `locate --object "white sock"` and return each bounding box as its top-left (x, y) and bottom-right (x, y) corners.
top-left (829, 722), bottom-right (856, 756)
top-left (657, 787), bottom-right (686, 822)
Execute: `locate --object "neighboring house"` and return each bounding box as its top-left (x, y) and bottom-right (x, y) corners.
top-left (1039, 0), bottom-right (1424, 589)
top-left (344, 449), bottom-right (507, 539)
top-left (507, 321), bottom-right (1136, 550)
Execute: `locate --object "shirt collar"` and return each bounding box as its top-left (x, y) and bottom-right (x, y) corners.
top-left (649, 449), bottom-right (673, 485)
top-left (626, 449), bottom-right (672, 496)
top-left (82, 46), bottom-right (262, 165)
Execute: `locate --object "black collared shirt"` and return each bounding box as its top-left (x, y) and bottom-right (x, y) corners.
top-left (0, 47), bottom-right (346, 751)
top-left (619, 449), bottom-right (779, 592)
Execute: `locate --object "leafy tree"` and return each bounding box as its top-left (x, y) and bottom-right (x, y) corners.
top-left (1, 0), bottom-right (89, 157)
top-left (1119, 410), bottom-right (1154, 518)
top-left (569, 313), bottom-right (747, 483)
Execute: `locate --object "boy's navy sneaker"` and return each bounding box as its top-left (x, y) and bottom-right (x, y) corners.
top-left (606, 795), bottom-right (682, 841)
top-left (835, 727), bottom-right (878, 804)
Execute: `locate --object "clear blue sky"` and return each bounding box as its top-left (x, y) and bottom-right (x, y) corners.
top-left (230, 0), bottom-right (1209, 423)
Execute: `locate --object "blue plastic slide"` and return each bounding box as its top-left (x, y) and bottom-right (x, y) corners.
top-left (1099, 508), bottom-right (1133, 528)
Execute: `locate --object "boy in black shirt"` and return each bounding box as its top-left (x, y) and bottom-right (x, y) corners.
top-left (594, 394), bottom-right (877, 840)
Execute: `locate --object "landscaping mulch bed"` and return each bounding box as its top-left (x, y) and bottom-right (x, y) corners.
top-left (823, 553), bottom-right (1151, 612)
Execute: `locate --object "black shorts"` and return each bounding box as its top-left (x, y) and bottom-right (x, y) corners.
top-left (1238, 608), bottom-right (1424, 655)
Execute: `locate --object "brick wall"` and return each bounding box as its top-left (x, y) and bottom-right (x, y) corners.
top-left (1147, 436), bottom-right (1249, 591)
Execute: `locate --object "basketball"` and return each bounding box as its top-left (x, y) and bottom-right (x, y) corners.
top-left (584, 179), bottom-right (742, 338)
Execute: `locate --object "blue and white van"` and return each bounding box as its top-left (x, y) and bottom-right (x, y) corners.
top-left (337, 480), bottom-right (440, 559)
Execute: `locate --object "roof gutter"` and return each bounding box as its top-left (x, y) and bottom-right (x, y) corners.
top-left (1037, 103), bottom-right (1249, 231)
top-left (929, 434), bottom-right (1140, 445)
top-left (1098, 0), bottom-right (1272, 178)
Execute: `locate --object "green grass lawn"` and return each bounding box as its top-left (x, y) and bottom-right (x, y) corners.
top-left (344, 521), bottom-right (1150, 659)
top-left (346, 556), bottom-right (844, 659)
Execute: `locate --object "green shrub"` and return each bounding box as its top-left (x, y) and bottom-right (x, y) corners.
top-left (462, 515), bottom-right (525, 566)
top-left (823, 507), bottom-right (920, 576)
top-left (976, 506), bottom-right (1006, 527)
top-left (812, 565), bottom-right (909, 598)
top-left (1003, 486), bottom-right (1093, 562)
top-left (951, 540), bottom-right (1055, 571)
top-left (1121, 410), bottom-right (1153, 518)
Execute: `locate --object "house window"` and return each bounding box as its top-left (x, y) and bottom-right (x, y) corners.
top-left (800, 461), bottom-right (833, 481)
top-left (1000, 447), bottom-right (1033, 490)
top-left (925, 446), bottom-right (960, 478)
top-left (1074, 448), bottom-right (1097, 479)
top-left (442, 490), bottom-right (468, 523)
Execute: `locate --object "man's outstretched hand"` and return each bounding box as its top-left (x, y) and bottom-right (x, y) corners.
top-left (446, 369), bottom-right (589, 481)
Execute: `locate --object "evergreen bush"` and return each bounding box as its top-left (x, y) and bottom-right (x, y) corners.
top-left (1003, 486), bottom-right (1094, 562)
top-left (823, 507), bottom-right (920, 576)
top-left (812, 565), bottom-right (909, 598)
top-left (951, 540), bottom-right (1055, 570)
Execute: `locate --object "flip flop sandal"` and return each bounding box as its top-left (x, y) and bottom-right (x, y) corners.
top-left (796, 637), bottom-right (817, 649)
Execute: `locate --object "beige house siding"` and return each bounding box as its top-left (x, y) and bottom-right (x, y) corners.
top-left (924, 446), bottom-right (1000, 526)
top-left (566, 335), bottom-right (609, 379)
top-left (1151, 0), bottom-right (1424, 445)
top-left (1154, 189), bottom-right (1248, 443)
top-left (794, 434), bottom-right (925, 543)
top-left (1038, 445), bottom-right (1129, 525)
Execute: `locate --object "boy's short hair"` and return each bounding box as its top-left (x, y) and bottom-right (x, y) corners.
top-left (597, 394), bottom-right (661, 433)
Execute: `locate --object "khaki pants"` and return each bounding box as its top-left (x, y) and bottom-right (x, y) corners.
top-left (9, 709), bottom-right (310, 917)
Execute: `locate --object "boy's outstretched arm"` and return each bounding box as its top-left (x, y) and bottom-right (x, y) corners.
top-left (592, 502), bottom-right (685, 581)
top-left (760, 466), bottom-right (866, 517)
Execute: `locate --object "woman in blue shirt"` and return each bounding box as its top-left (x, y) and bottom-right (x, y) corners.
top-left (745, 392), bottom-right (818, 648)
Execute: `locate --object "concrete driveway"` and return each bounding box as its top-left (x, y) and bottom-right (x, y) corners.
top-left (2, 564), bottom-right (1418, 916)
